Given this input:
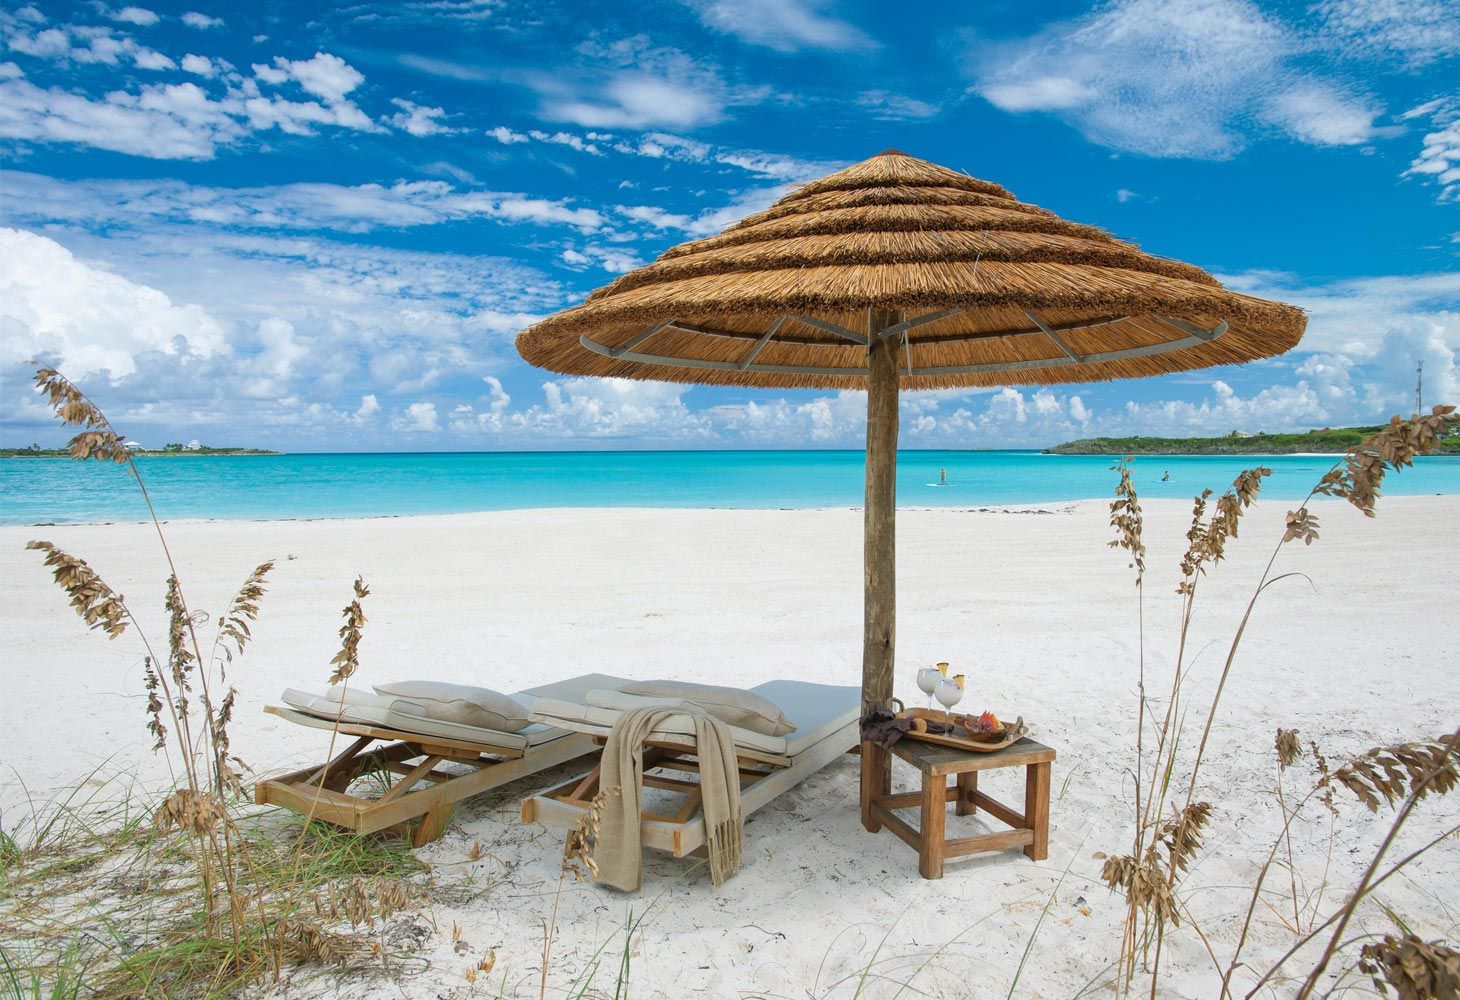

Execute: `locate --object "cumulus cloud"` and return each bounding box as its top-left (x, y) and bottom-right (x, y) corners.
top-left (387, 98), bottom-right (455, 136)
top-left (0, 227), bottom-right (227, 378)
top-left (0, 29), bottom-right (410, 159)
top-left (967, 0), bottom-right (1385, 158)
top-left (392, 401), bottom-right (440, 432)
top-left (110, 7), bottom-right (159, 26)
top-left (181, 11), bottom-right (225, 29)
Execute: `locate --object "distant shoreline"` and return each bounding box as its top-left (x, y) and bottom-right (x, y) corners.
top-left (1, 449), bottom-right (280, 459)
top-left (1046, 424), bottom-right (1460, 456)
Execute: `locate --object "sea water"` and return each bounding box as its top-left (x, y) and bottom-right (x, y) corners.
top-left (3, 450), bottom-right (1458, 525)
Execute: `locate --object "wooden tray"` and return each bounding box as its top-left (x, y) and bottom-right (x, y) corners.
top-left (890, 700), bottom-right (1028, 753)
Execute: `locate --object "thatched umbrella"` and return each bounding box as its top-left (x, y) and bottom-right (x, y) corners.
top-left (516, 149), bottom-right (1305, 819)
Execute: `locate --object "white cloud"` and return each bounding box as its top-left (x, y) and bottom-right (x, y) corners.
top-left (507, 377), bottom-right (714, 440)
top-left (856, 90), bottom-right (941, 121)
top-left (530, 37), bottom-right (763, 130)
top-left (1404, 102), bottom-right (1460, 202)
top-left (392, 401), bottom-right (440, 432)
top-left (1260, 82), bottom-right (1383, 146)
top-left (1311, 0), bottom-right (1460, 67)
top-left (254, 51), bottom-right (363, 104)
top-left (179, 53), bottom-right (215, 76)
top-left (181, 11), bottom-right (224, 29)
top-left (131, 47), bottom-right (175, 70)
top-left (354, 394), bottom-right (380, 421)
top-left (0, 74), bottom-right (238, 160)
top-left (388, 98), bottom-right (454, 135)
top-left (5, 172), bottom-right (607, 234)
top-left (558, 243), bottom-right (645, 273)
top-left (110, 6), bottom-right (158, 26)
top-left (0, 227), bottom-right (227, 378)
top-left (968, 0), bottom-right (1386, 158)
top-left (450, 376), bottom-right (512, 432)
top-left (0, 42), bottom-right (395, 159)
top-left (487, 125), bottom-right (528, 144)
top-left (529, 129), bottom-right (602, 154)
top-left (685, 0), bottom-right (875, 53)
top-left (1115, 188), bottom-right (1138, 203)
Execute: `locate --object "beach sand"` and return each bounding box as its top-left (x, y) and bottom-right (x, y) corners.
top-left (2, 497), bottom-right (1456, 997)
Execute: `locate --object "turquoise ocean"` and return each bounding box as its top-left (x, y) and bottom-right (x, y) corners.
top-left (3, 450), bottom-right (1458, 525)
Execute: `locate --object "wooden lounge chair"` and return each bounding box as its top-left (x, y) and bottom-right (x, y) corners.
top-left (256, 673), bottom-right (627, 845)
top-left (521, 680), bottom-right (861, 859)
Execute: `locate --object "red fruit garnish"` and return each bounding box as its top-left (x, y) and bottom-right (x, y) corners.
top-left (972, 710), bottom-right (1002, 732)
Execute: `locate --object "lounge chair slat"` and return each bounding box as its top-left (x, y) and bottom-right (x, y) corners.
top-left (257, 709), bottom-right (598, 844)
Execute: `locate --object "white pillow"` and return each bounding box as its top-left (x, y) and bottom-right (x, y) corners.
top-left (372, 680), bottom-right (532, 733)
top-left (620, 680), bottom-right (796, 736)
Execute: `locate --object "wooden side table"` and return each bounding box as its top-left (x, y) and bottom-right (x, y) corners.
top-left (863, 736), bottom-right (1056, 879)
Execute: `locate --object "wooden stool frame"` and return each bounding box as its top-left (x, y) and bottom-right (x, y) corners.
top-left (864, 737), bottom-right (1056, 879)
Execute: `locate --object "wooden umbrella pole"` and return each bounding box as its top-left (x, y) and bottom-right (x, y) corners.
top-left (860, 307), bottom-right (900, 832)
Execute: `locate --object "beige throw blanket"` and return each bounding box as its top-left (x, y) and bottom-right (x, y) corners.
top-left (592, 706), bottom-right (743, 891)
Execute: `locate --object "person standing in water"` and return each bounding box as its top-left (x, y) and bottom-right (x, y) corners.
top-left (1162, 470), bottom-right (1170, 481)
top-left (939, 467), bottom-right (947, 486)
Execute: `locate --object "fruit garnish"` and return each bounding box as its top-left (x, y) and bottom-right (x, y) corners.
top-left (936, 661), bottom-right (950, 677)
top-left (953, 674), bottom-right (966, 690)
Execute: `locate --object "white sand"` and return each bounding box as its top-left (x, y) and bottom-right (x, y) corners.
top-left (2, 498), bottom-right (1457, 998)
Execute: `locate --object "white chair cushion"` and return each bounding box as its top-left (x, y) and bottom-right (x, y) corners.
top-left (620, 680), bottom-right (797, 736)
top-left (584, 689), bottom-right (693, 712)
top-left (373, 680), bottom-right (532, 733)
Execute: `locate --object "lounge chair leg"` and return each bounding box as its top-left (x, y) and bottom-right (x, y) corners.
top-left (412, 803), bottom-right (455, 847)
top-left (955, 771), bottom-right (977, 816)
top-left (860, 742), bottom-right (890, 833)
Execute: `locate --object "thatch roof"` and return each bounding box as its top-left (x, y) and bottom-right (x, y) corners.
top-left (516, 150), bottom-right (1306, 390)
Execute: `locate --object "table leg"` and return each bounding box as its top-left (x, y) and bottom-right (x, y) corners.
top-left (1023, 762), bottom-right (1050, 861)
top-left (918, 773), bottom-right (946, 879)
top-left (860, 742), bottom-right (890, 833)
top-left (955, 770), bottom-right (978, 816)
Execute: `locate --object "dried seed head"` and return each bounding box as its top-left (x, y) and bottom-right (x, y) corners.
top-left (1108, 459), bottom-right (1146, 584)
top-left (1276, 728), bottom-right (1302, 770)
top-left (1176, 468), bottom-right (1271, 593)
top-left (328, 576), bottom-right (370, 685)
top-left (152, 788), bottom-right (226, 834)
top-left (32, 368), bottom-right (132, 464)
top-left (1284, 508), bottom-right (1321, 546)
top-left (1101, 849), bottom-right (1181, 926)
top-left (217, 560), bottom-right (273, 668)
top-left (143, 655), bottom-right (167, 750)
top-left (563, 786), bottom-right (612, 881)
top-left (278, 918), bottom-right (361, 967)
top-left (1325, 734), bottom-right (1460, 813)
top-left (27, 540), bottom-right (130, 638)
top-left (1316, 406), bottom-right (1460, 517)
top-left (164, 575), bottom-right (195, 715)
top-left (1159, 801), bottom-right (1212, 877)
top-left (1358, 932), bottom-right (1460, 1000)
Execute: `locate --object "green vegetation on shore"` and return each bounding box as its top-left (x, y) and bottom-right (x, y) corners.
top-left (1046, 423), bottom-right (1460, 455)
top-left (2, 442), bottom-right (278, 457)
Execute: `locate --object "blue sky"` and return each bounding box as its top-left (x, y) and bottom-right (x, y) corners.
top-left (1, 0), bottom-right (1456, 450)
